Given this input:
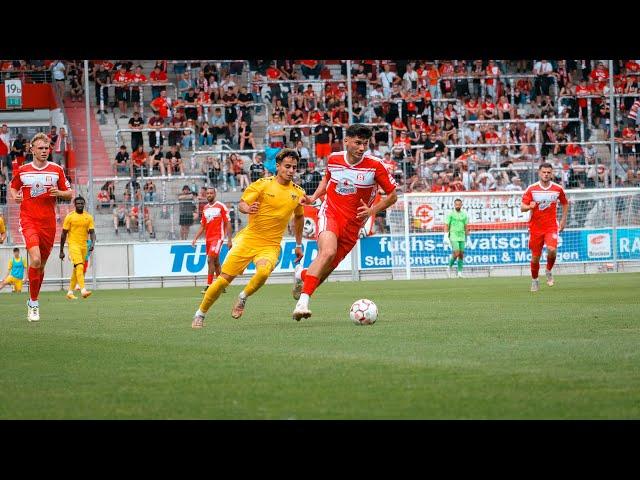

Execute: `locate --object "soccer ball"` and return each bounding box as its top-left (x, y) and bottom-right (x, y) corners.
top-left (349, 299), bottom-right (378, 325)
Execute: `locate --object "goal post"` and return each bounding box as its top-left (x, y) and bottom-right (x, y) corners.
top-left (383, 188), bottom-right (640, 279)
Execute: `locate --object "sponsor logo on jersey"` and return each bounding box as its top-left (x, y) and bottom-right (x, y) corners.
top-left (335, 178), bottom-right (357, 195)
top-left (30, 181), bottom-right (46, 198)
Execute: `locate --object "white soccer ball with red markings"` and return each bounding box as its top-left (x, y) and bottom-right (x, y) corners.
top-left (349, 299), bottom-right (378, 325)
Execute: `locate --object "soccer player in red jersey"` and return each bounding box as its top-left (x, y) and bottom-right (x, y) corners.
top-left (521, 162), bottom-right (569, 292)
top-left (10, 133), bottom-right (73, 321)
top-left (191, 187), bottom-right (232, 293)
top-left (292, 124), bottom-right (398, 320)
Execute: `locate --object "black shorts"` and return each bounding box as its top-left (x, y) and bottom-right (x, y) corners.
top-left (115, 88), bottom-right (128, 102)
top-left (116, 216), bottom-right (126, 227)
top-left (130, 89), bottom-right (140, 103)
top-left (179, 214), bottom-right (193, 226)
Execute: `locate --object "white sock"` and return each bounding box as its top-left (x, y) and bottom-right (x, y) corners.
top-left (196, 309), bottom-right (205, 318)
top-left (68, 290), bottom-right (74, 295)
top-left (294, 264), bottom-right (303, 281)
top-left (28, 300), bottom-right (39, 307)
top-left (297, 293), bottom-right (310, 308)
top-left (81, 288), bottom-right (88, 294)
top-left (239, 291), bottom-right (247, 300)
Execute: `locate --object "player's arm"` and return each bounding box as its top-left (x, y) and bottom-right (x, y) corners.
top-left (50, 171), bottom-right (73, 200)
top-left (224, 219), bottom-right (233, 248)
top-left (238, 181), bottom-right (262, 214)
top-left (9, 178), bottom-right (23, 203)
top-left (558, 189), bottom-right (569, 232)
top-left (59, 229), bottom-right (69, 260)
top-left (520, 189), bottom-right (535, 212)
top-left (293, 204), bottom-right (305, 264)
top-left (303, 174), bottom-right (329, 205)
top-left (191, 224), bottom-right (205, 246)
top-left (89, 229), bottom-right (96, 251)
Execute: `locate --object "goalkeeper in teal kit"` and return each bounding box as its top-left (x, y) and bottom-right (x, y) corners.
top-left (444, 198), bottom-right (469, 278)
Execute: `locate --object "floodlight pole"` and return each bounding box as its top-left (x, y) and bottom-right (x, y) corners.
top-left (84, 60), bottom-right (97, 289)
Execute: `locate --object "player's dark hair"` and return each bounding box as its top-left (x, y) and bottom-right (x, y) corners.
top-left (345, 124), bottom-right (372, 140)
top-left (206, 186), bottom-right (217, 193)
top-left (276, 148), bottom-right (299, 164)
top-left (539, 162), bottom-right (553, 170)
top-left (454, 198), bottom-right (463, 203)
top-left (74, 196), bottom-right (86, 203)
top-left (13, 247), bottom-right (19, 253)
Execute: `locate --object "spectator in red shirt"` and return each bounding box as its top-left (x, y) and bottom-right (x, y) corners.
top-left (299, 60), bottom-right (322, 80)
top-left (150, 65), bottom-right (168, 99)
top-left (150, 89), bottom-right (171, 121)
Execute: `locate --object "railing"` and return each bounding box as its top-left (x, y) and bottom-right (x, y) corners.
top-left (189, 148), bottom-right (264, 192)
top-left (98, 82), bottom-right (178, 121)
top-left (115, 127), bottom-right (196, 152)
top-left (0, 69), bottom-right (53, 84)
top-left (175, 102), bottom-right (267, 142)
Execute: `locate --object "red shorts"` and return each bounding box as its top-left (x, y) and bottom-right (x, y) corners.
top-left (206, 238), bottom-right (224, 257)
top-left (20, 219), bottom-right (56, 262)
top-left (318, 213), bottom-right (360, 270)
top-left (529, 230), bottom-right (559, 257)
top-left (315, 142), bottom-right (331, 158)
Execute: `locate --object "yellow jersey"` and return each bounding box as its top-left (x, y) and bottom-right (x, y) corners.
top-left (237, 177), bottom-right (305, 246)
top-left (63, 211), bottom-right (95, 247)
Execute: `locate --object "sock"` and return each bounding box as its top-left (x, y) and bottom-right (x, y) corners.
top-left (239, 291), bottom-right (247, 300)
top-left (69, 267), bottom-right (77, 292)
top-left (198, 276), bottom-right (230, 314)
top-left (195, 309), bottom-right (205, 318)
top-left (207, 273), bottom-right (214, 285)
top-left (457, 258), bottom-right (464, 272)
top-left (75, 263), bottom-right (85, 290)
top-left (531, 261), bottom-right (540, 280)
top-left (299, 268), bottom-right (307, 282)
top-left (243, 264), bottom-right (271, 296)
top-left (546, 255), bottom-right (556, 271)
top-left (28, 267), bottom-right (42, 302)
top-left (449, 256), bottom-right (456, 267)
top-left (67, 290), bottom-right (74, 296)
top-left (298, 293), bottom-right (310, 307)
top-left (301, 274), bottom-right (320, 296)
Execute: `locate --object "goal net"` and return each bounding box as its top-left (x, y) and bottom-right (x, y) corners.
top-left (383, 188), bottom-right (640, 279)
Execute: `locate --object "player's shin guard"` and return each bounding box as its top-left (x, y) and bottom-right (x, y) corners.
top-left (243, 264), bottom-right (271, 297)
top-left (74, 263), bottom-right (85, 289)
top-left (449, 256), bottom-right (456, 268)
top-left (199, 276), bottom-right (230, 314)
top-left (299, 268), bottom-right (307, 282)
top-left (546, 253), bottom-right (556, 271)
top-left (28, 267), bottom-right (42, 302)
top-left (301, 274), bottom-right (320, 296)
top-left (530, 261), bottom-right (540, 279)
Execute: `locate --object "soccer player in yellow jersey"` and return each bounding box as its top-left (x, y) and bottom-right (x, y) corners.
top-left (59, 196), bottom-right (96, 300)
top-left (1, 247), bottom-right (27, 292)
top-left (192, 149), bottom-right (306, 328)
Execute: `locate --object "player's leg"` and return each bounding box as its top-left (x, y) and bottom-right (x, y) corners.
top-left (73, 246), bottom-right (91, 298)
top-left (293, 230), bottom-right (338, 320)
top-left (0, 275), bottom-right (9, 290)
top-left (193, 242), bottom-right (248, 327)
top-left (14, 278), bottom-right (23, 293)
top-left (448, 247), bottom-right (457, 277)
top-left (67, 263), bottom-right (78, 300)
top-left (456, 241), bottom-right (465, 277)
top-left (529, 232), bottom-right (544, 292)
top-left (233, 246), bottom-right (279, 319)
top-left (544, 232), bottom-right (559, 286)
top-left (26, 243), bottom-right (43, 321)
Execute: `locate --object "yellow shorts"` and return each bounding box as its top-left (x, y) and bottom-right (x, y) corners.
top-left (69, 245), bottom-right (88, 267)
top-left (221, 234), bottom-right (281, 277)
top-left (6, 276), bottom-right (23, 292)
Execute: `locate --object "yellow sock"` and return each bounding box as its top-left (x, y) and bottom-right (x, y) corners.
top-left (69, 268), bottom-right (77, 292)
top-left (75, 264), bottom-right (85, 289)
top-left (199, 277), bottom-right (230, 313)
top-left (243, 264), bottom-right (271, 297)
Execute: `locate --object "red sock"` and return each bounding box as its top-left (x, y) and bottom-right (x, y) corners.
top-left (29, 267), bottom-right (42, 302)
top-left (207, 274), bottom-right (213, 285)
top-left (546, 256), bottom-right (556, 271)
top-left (300, 269), bottom-right (307, 282)
top-left (301, 274), bottom-right (320, 296)
top-left (530, 261), bottom-right (540, 280)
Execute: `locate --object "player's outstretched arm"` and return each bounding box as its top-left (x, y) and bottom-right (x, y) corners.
top-left (191, 224), bottom-right (205, 247)
top-left (302, 176), bottom-right (328, 205)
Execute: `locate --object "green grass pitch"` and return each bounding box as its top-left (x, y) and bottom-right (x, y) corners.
top-left (1, 273), bottom-right (639, 419)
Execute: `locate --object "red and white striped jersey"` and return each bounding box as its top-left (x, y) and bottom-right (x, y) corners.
top-left (10, 161), bottom-right (71, 223)
top-left (201, 201), bottom-right (229, 240)
top-left (521, 181), bottom-right (568, 233)
top-left (322, 152), bottom-right (396, 226)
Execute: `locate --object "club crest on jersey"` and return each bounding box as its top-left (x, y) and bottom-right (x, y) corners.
top-left (336, 178), bottom-right (357, 195)
top-left (357, 173), bottom-right (365, 181)
top-left (30, 181), bottom-right (46, 198)
top-left (291, 193), bottom-right (297, 201)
